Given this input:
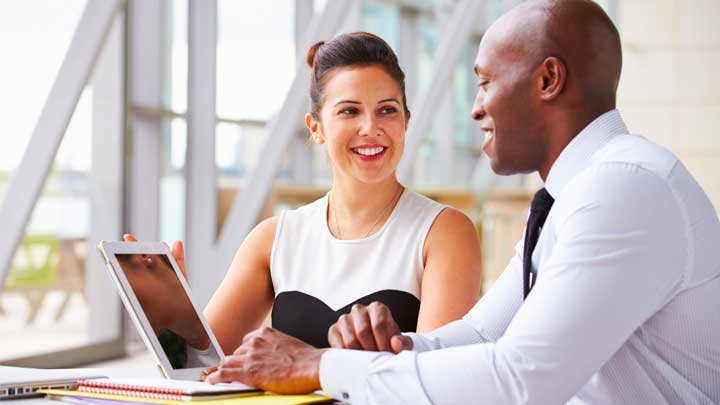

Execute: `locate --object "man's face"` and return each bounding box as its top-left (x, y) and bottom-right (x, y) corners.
top-left (471, 34), bottom-right (545, 175)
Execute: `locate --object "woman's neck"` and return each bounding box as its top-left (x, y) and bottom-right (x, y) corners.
top-left (328, 175), bottom-right (403, 239)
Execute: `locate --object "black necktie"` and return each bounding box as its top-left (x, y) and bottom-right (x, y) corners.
top-left (523, 188), bottom-right (554, 299)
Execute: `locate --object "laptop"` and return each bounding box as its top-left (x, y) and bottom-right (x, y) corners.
top-left (0, 366), bottom-right (105, 399)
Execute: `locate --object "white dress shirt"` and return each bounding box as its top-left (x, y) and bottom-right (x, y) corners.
top-left (319, 110), bottom-right (720, 404)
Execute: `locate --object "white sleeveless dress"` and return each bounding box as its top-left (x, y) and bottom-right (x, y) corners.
top-left (270, 188), bottom-right (446, 348)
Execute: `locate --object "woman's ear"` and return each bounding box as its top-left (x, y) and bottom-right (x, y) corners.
top-left (538, 56), bottom-right (567, 102)
top-left (305, 113), bottom-right (324, 144)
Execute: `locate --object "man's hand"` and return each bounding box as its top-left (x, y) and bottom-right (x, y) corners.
top-left (204, 327), bottom-right (325, 394)
top-left (327, 302), bottom-right (414, 353)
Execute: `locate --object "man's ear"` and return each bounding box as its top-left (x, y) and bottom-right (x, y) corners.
top-left (539, 56), bottom-right (566, 101)
top-left (305, 113), bottom-right (324, 144)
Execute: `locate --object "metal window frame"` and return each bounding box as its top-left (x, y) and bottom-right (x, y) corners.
top-left (186, 0), bottom-right (219, 304)
top-left (0, 0), bottom-right (127, 367)
top-left (397, 0), bottom-right (486, 183)
top-left (0, 0), bottom-right (123, 287)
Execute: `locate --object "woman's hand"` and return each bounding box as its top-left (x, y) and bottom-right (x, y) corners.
top-left (205, 327), bottom-right (325, 394)
top-left (327, 302), bottom-right (413, 353)
top-left (123, 233), bottom-right (188, 282)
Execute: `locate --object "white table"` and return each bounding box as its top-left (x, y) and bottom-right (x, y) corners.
top-left (6, 367), bottom-right (343, 404)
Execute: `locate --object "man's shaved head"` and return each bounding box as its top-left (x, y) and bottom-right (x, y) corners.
top-left (486, 0), bottom-right (622, 107)
top-left (489, 0), bottom-right (622, 107)
top-left (472, 0), bottom-right (623, 178)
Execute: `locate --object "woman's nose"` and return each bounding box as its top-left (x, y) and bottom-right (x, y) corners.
top-left (359, 115), bottom-right (382, 137)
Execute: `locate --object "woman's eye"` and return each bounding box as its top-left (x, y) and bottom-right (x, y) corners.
top-left (477, 80), bottom-right (489, 88)
top-left (339, 108), bottom-right (358, 116)
top-left (379, 106), bottom-right (398, 114)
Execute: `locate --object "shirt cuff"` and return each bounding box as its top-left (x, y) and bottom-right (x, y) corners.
top-left (319, 349), bottom-right (388, 404)
top-left (405, 320), bottom-right (488, 353)
top-left (404, 332), bottom-right (435, 353)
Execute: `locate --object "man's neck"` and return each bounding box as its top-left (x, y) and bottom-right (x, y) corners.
top-left (538, 106), bottom-right (614, 181)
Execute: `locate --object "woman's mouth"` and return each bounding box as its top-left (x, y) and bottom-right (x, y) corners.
top-left (352, 146), bottom-right (387, 161)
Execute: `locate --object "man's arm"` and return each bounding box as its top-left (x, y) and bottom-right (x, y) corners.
top-left (327, 239), bottom-right (526, 353)
top-left (408, 241), bottom-right (525, 352)
top-left (320, 165), bottom-right (687, 404)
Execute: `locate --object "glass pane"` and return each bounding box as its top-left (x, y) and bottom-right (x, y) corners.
top-left (0, 88), bottom-right (96, 361)
top-left (216, 121), bottom-right (266, 188)
top-left (363, 1), bottom-right (399, 50)
top-left (217, 0), bottom-right (295, 121)
top-left (417, 13), bottom-right (439, 97)
top-left (0, 0), bottom-right (87, 204)
top-left (170, 0), bottom-right (187, 114)
top-left (161, 117), bottom-right (186, 244)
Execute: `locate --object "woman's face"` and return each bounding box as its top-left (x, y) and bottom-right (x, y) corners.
top-left (307, 65), bottom-right (408, 185)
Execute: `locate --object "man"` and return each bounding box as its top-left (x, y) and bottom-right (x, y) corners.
top-left (206, 0), bottom-right (720, 403)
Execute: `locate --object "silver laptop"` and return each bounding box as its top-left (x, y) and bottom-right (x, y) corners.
top-left (0, 366), bottom-right (105, 399)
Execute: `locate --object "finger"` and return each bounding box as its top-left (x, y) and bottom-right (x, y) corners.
top-left (350, 305), bottom-right (378, 351)
top-left (200, 367), bottom-right (218, 381)
top-left (123, 234), bottom-right (138, 242)
top-left (327, 324), bottom-right (344, 348)
top-left (219, 354), bottom-right (243, 367)
top-left (172, 240), bottom-right (188, 281)
top-left (368, 303), bottom-right (399, 352)
top-left (337, 315), bottom-right (362, 350)
top-left (205, 367), bottom-right (244, 385)
top-left (241, 326), bottom-right (270, 345)
top-left (390, 334), bottom-right (413, 354)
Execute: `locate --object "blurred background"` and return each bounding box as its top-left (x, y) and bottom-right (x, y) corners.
top-left (0, 0), bottom-right (718, 368)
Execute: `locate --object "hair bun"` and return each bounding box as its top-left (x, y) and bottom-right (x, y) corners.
top-left (306, 41), bottom-right (325, 68)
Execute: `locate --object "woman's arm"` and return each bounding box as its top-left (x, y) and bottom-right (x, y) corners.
top-left (416, 208), bottom-right (483, 332)
top-left (204, 217), bottom-right (278, 354)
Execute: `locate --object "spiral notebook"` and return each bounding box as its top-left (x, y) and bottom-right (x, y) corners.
top-left (64, 378), bottom-right (260, 401)
top-left (40, 389), bottom-right (331, 405)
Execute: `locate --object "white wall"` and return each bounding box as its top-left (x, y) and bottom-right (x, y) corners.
top-left (617, 0), bottom-right (720, 209)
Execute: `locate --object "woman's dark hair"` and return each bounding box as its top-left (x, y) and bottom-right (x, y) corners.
top-left (306, 32), bottom-right (410, 119)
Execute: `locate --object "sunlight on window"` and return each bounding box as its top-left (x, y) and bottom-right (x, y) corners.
top-left (0, 0), bottom-right (87, 175)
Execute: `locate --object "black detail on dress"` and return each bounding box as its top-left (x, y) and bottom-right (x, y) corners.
top-left (271, 289), bottom-right (421, 348)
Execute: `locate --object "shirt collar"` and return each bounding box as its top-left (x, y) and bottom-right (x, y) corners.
top-left (544, 109), bottom-right (628, 198)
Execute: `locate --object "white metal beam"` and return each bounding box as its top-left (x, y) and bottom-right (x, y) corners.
top-left (186, 0), bottom-right (218, 305)
top-left (295, 0), bottom-right (315, 55)
top-left (397, 0), bottom-right (485, 183)
top-left (88, 7), bottom-right (125, 342)
top-left (290, 0), bottom-right (316, 184)
top-left (215, 0), bottom-right (349, 275)
top-left (0, 0), bottom-right (122, 290)
top-left (128, 0), bottom-right (167, 242)
top-left (342, 0), bottom-right (363, 33)
top-left (398, 6), bottom-right (419, 103)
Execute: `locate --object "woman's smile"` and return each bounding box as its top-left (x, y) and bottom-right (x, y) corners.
top-left (351, 144), bottom-right (388, 162)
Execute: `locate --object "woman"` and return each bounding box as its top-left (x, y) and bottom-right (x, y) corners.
top-left (128, 32), bottom-right (482, 352)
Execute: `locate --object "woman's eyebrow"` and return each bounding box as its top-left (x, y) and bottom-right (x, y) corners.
top-left (334, 100), bottom-right (361, 107)
top-left (378, 98), bottom-right (400, 105)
